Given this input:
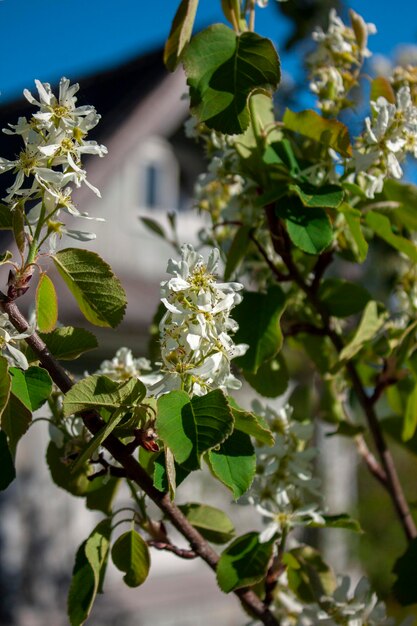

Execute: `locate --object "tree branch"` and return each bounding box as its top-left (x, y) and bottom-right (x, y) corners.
top-left (1, 299), bottom-right (280, 626)
top-left (147, 540), bottom-right (198, 559)
top-left (265, 205), bottom-right (417, 542)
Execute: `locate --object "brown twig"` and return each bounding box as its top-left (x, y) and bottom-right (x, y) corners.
top-left (355, 435), bottom-right (387, 486)
top-left (264, 204), bottom-right (417, 542)
top-left (147, 540), bottom-right (198, 559)
top-left (1, 299), bottom-right (280, 626)
top-left (249, 231), bottom-right (291, 282)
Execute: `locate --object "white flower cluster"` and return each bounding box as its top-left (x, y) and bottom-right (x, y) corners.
top-left (308, 10), bottom-right (376, 115)
top-left (273, 574), bottom-right (410, 626)
top-left (0, 312), bottom-right (32, 369)
top-left (250, 402), bottom-right (323, 542)
top-left (150, 244), bottom-right (247, 397)
top-left (95, 347), bottom-right (152, 381)
top-left (0, 78), bottom-right (107, 244)
top-left (352, 85), bottom-right (417, 198)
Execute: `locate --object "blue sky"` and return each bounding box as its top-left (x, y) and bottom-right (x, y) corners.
top-left (0, 0), bottom-right (417, 103)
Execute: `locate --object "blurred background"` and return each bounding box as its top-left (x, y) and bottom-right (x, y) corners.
top-left (1, 0), bottom-right (417, 624)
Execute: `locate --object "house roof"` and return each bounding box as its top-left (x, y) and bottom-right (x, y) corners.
top-left (0, 46), bottom-right (169, 145)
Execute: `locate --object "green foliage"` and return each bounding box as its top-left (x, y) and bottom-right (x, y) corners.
top-left (243, 354), bottom-right (289, 398)
top-left (53, 248), bottom-right (127, 328)
top-left (233, 286), bottom-right (286, 373)
top-left (228, 399), bottom-right (275, 446)
top-left (183, 24), bottom-right (280, 134)
top-left (338, 301), bottom-right (385, 363)
top-left (178, 503), bottom-right (235, 544)
top-left (318, 279), bottom-right (371, 318)
top-left (36, 274), bottom-right (58, 332)
top-left (68, 519), bottom-right (112, 626)
top-left (46, 441), bottom-right (91, 496)
top-left (284, 545), bottom-right (337, 603)
top-left (283, 108), bottom-right (352, 156)
top-left (207, 429), bottom-right (256, 499)
top-left (63, 375), bottom-right (146, 416)
top-left (27, 327), bottom-right (98, 361)
top-left (366, 211), bottom-right (417, 263)
top-left (276, 196), bottom-right (333, 255)
top-left (289, 181), bottom-right (344, 209)
top-left (0, 203), bottom-right (13, 229)
top-left (393, 538), bottom-right (417, 606)
top-left (1, 392), bottom-right (32, 455)
top-left (224, 225), bottom-right (252, 280)
top-left (156, 389), bottom-right (234, 470)
top-left (216, 532), bottom-right (274, 592)
top-left (164, 0), bottom-right (199, 70)
top-left (111, 530), bottom-right (150, 587)
top-left (10, 366), bottom-right (52, 411)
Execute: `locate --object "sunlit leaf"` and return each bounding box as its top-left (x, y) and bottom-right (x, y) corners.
top-left (183, 24), bottom-right (280, 134)
top-left (53, 248), bottom-right (127, 328)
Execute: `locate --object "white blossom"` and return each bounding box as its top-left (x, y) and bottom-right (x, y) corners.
top-left (0, 312), bottom-right (33, 369)
top-left (307, 10), bottom-right (376, 115)
top-left (0, 78), bottom-right (107, 242)
top-left (352, 85), bottom-right (417, 197)
top-left (95, 347), bottom-right (152, 382)
top-left (149, 244), bottom-right (247, 397)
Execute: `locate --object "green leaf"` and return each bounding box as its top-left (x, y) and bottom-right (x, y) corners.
top-left (68, 519), bottom-right (112, 626)
top-left (46, 441), bottom-right (90, 496)
top-left (1, 393), bottom-right (32, 454)
top-left (224, 225), bottom-right (252, 280)
top-left (383, 179), bottom-right (417, 231)
top-left (318, 279), bottom-right (371, 318)
top-left (284, 545), bottom-right (337, 603)
top-left (70, 408), bottom-right (127, 474)
top-left (371, 77), bottom-right (395, 104)
top-left (366, 211), bottom-right (417, 263)
top-left (63, 375), bottom-right (146, 417)
top-left (289, 182), bottom-right (344, 209)
top-left (153, 451), bottom-right (190, 492)
top-left (393, 538), bottom-right (417, 606)
top-left (183, 24), bottom-right (281, 134)
top-left (207, 429), bottom-right (256, 499)
top-left (243, 354), bottom-right (289, 398)
top-left (233, 286), bottom-right (286, 373)
top-left (339, 301), bottom-right (385, 362)
top-left (0, 203), bottom-right (13, 229)
top-left (164, 0), bottom-right (199, 71)
top-left (53, 248), bottom-right (127, 328)
top-left (30, 327), bottom-right (98, 361)
top-left (216, 532), bottom-right (274, 592)
top-left (156, 389), bottom-right (234, 470)
top-left (283, 108), bottom-right (352, 157)
top-left (229, 398), bottom-right (274, 446)
top-left (0, 250), bottom-right (12, 265)
top-left (0, 356), bottom-right (11, 419)
top-left (86, 477), bottom-right (121, 515)
top-left (276, 196), bottom-right (333, 255)
top-left (36, 274), bottom-right (58, 333)
top-left (139, 216), bottom-right (167, 240)
top-left (0, 430), bottom-right (16, 491)
top-left (10, 366), bottom-right (52, 411)
top-left (178, 503), bottom-right (235, 544)
top-left (111, 530), bottom-right (150, 587)
top-left (319, 514), bottom-right (362, 532)
top-left (337, 203), bottom-right (368, 263)
top-left (235, 94), bottom-right (281, 162)
top-left (402, 381), bottom-right (417, 442)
